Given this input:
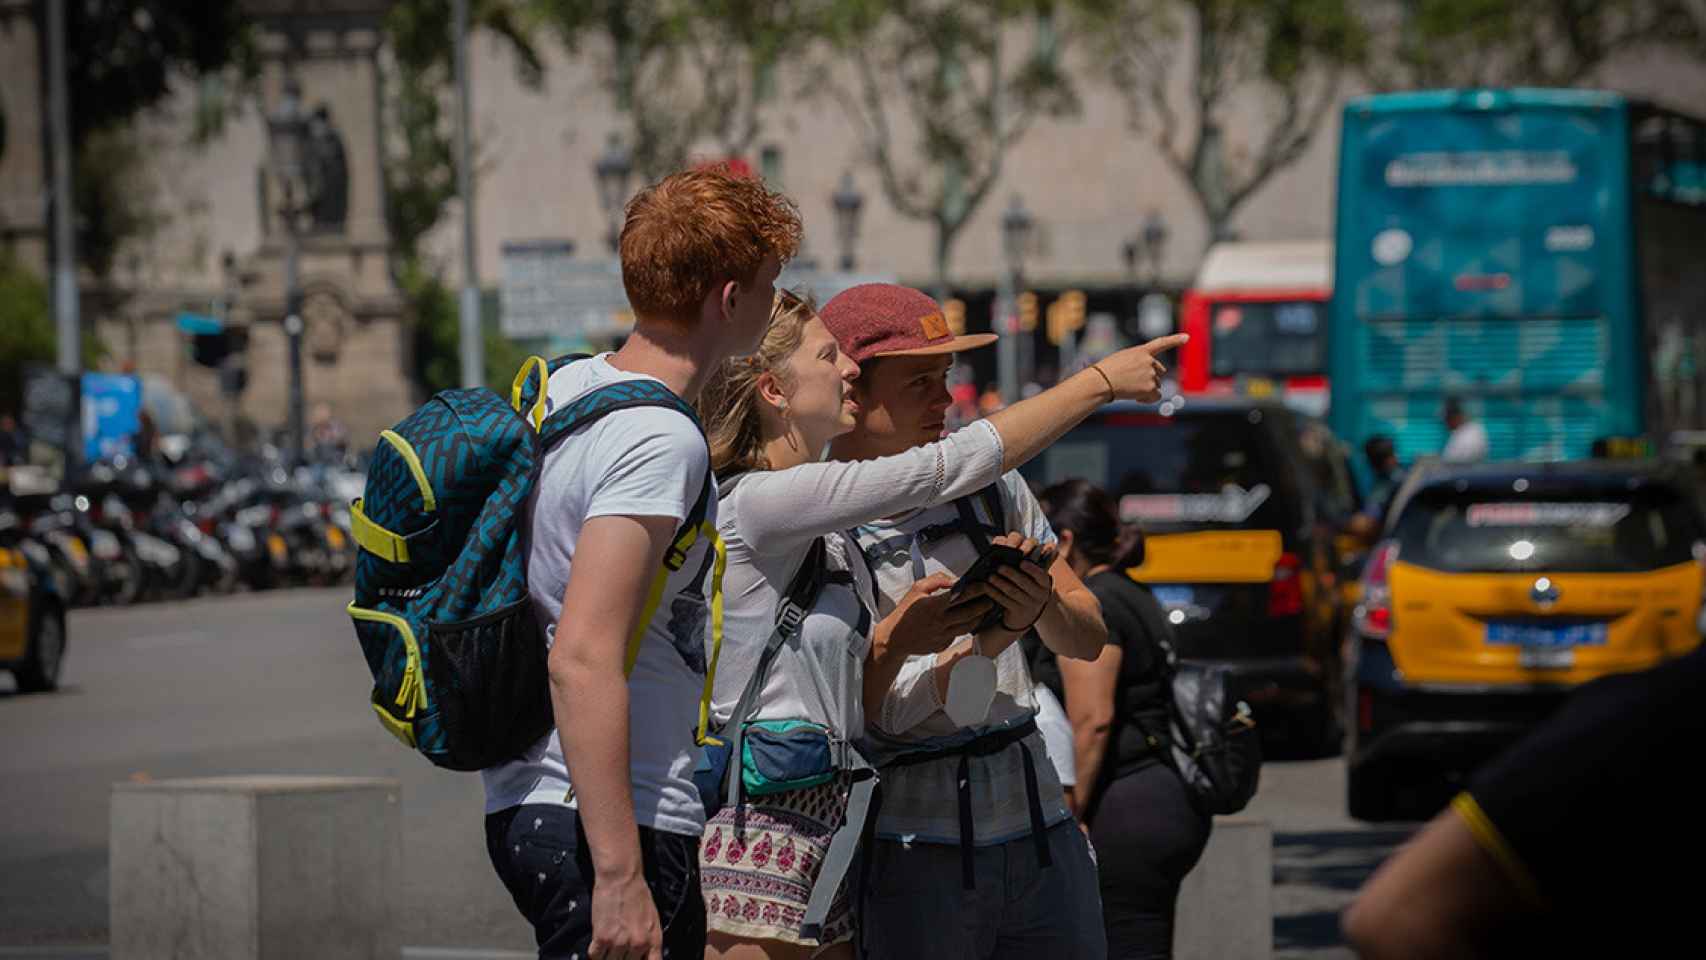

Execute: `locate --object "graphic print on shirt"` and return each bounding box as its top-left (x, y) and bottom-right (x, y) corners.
top-left (664, 540), bottom-right (716, 676)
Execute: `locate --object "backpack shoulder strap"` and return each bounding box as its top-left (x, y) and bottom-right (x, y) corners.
top-left (533, 373), bottom-right (709, 572)
top-left (536, 377), bottom-right (702, 452)
top-left (947, 481), bottom-right (1006, 553)
top-left (525, 367), bottom-right (716, 680)
top-left (979, 481), bottom-right (1006, 532)
top-left (510, 353), bottom-right (593, 431)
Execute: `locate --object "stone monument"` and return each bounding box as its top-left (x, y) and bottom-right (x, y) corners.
top-left (233, 0), bottom-right (413, 448)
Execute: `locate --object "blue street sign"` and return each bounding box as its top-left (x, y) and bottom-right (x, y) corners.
top-left (176, 311), bottom-right (224, 335)
top-left (80, 372), bottom-right (141, 463)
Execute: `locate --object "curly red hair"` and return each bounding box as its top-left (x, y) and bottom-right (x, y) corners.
top-left (619, 166), bottom-right (803, 323)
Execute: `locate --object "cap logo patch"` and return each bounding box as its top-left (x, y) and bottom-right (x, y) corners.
top-left (919, 312), bottom-right (950, 340)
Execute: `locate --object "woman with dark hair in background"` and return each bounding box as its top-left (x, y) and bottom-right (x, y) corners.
top-left (1033, 478), bottom-right (1213, 960)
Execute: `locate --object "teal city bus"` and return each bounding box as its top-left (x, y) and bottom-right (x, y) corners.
top-left (1329, 89), bottom-right (1706, 467)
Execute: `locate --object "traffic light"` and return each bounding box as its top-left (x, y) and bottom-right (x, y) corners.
top-left (192, 331), bottom-right (231, 367)
top-left (1047, 289), bottom-right (1087, 345)
top-left (1017, 291), bottom-right (1039, 332)
top-left (943, 298), bottom-right (967, 335)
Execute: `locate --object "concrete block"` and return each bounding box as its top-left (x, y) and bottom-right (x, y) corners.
top-left (1174, 815), bottom-right (1273, 960)
top-left (111, 776), bottom-right (401, 960)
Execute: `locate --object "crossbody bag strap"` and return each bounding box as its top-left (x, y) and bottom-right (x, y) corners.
top-left (800, 765), bottom-right (878, 941)
top-left (723, 537), bottom-right (828, 811)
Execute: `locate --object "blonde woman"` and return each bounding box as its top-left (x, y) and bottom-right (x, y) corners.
top-left (696, 288), bottom-right (1181, 959)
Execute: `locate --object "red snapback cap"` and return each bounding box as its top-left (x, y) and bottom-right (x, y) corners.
top-left (818, 283), bottom-right (998, 363)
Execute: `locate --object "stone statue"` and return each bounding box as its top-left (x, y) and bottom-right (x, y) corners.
top-left (305, 104), bottom-right (348, 231)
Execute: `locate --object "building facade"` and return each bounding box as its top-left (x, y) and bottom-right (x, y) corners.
top-left (2, 3), bottom-right (1704, 439)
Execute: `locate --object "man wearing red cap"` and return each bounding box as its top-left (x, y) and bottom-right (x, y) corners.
top-left (819, 283), bottom-right (1183, 957)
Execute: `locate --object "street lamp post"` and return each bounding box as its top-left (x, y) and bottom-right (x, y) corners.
top-left (832, 171), bottom-right (864, 273)
top-left (452, 0), bottom-right (483, 389)
top-left (594, 133), bottom-right (634, 256)
top-left (48, 0), bottom-right (80, 376)
top-left (267, 78), bottom-right (310, 467)
top-left (998, 193), bottom-right (1034, 403)
top-left (1143, 209), bottom-right (1169, 286)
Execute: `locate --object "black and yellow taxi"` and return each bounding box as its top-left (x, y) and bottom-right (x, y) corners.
top-left (0, 536), bottom-right (66, 694)
top-left (1020, 396), bottom-right (1353, 753)
top-left (1345, 458), bottom-right (1705, 820)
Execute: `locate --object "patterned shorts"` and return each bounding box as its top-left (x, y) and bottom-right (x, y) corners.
top-left (699, 774), bottom-right (855, 948)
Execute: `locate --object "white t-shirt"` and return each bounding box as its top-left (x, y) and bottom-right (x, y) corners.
top-left (481, 355), bottom-right (717, 838)
top-left (850, 471), bottom-right (1074, 845)
top-left (709, 420), bottom-right (1005, 740)
top-left (1033, 683), bottom-right (1077, 788)
top-left (1444, 420), bottom-right (1490, 462)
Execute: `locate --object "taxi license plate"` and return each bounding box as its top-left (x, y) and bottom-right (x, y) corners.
top-left (1152, 586), bottom-right (1195, 609)
top-left (1486, 621), bottom-right (1606, 669)
top-left (326, 526), bottom-right (346, 549)
top-left (268, 534), bottom-right (289, 562)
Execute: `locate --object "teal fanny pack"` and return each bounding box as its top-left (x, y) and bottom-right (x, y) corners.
top-left (740, 719), bottom-right (839, 797)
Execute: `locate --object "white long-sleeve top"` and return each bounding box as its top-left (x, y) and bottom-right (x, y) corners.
top-left (708, 419), bottom-right (1005, 740)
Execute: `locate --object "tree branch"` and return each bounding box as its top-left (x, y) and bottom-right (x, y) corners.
top-left (1224, 66), bottom-right (1339, 216)
top-left (844, 41), bottom-right (936, 221)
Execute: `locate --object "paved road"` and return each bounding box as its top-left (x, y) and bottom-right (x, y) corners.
top-left (0, 589), bottom-right (1413, 955)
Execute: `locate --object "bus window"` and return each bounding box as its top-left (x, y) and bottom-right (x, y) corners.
top-left (1211, 300), bottom-right (1326, 379)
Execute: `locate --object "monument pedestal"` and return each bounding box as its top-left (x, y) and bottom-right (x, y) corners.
top-left (110, 776), bottom-right (402, 960)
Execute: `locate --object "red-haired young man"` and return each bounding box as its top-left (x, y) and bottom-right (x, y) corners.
top-left (482, 168), bottom-right (800, 960)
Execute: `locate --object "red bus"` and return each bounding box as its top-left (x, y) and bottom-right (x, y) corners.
top-left (1178, 242), bottom-right (1332, 417)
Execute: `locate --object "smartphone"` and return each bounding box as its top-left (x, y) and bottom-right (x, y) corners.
top-left (945, 543), bottom-right (1026, 603)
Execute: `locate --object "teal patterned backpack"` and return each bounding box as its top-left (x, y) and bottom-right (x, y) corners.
top-left (347, 355), bottom-right (712, 770)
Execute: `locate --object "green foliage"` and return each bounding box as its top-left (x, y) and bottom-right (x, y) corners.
top-left (1370, 0), bottom-right (1704, 90)
top-left (403, 262), bottom-right (533, 396)
top-left (0, 256), bottom-right (53, 416)
top-left (382, 0), bottom-right (544, 393)
top-left (65, 1), bottom-right (255, 144)
top-left (384, 0), bottom-right (542, 257)
top-left (74, 127), bottom-right (166, 281)
top-left (59, 1), bottom-right (254, 280)
top-left (537, 0), bottom-right (814, 180)
top-left (1083, 0), bottom-right (1365, 244)
top-left (0, 256), bottom-right (104, 416)
top-left (820, 0), bottom-right (1084, 295)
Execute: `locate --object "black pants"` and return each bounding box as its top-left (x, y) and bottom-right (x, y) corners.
top-left (1087, 764), bottom-right (1213, 960)
top-left (485, 804), bottom-right (706, 960)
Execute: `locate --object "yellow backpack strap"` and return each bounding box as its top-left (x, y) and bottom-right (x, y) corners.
top-left (624, 519), bottom-right (705, 675)
top-left (510, 355), bottom-right (550, 432)
top-left (622, 520), bottom-right (728, 746)
top-left (349, 499), bottom-right (410, 563)
top-left (695, 522), bottom-right (728, 745)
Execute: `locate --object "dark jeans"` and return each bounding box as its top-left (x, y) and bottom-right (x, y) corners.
top-left (485, 803), bottom-right (705, 960)
top-left (860, 819), bottom-right (1106, 960)
top-left (1087, 764), bottom-right (1213, 960)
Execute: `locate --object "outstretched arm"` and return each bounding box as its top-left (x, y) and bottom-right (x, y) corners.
top-left (735, 334), bottom-right (1190, 557)
top-left (984, 332), bottom-right (1187, 472)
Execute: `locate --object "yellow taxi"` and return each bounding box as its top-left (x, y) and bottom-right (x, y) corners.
top-left (1021, 397), bottom-right (1357, 754)
top-left (1345, 459), bottom-right (1704, 820)
top-left (0, 541), bottom-right (66, 693)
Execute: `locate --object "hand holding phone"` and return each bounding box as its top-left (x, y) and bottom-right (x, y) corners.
top-left (945, 543), bottom-right (1027, 604)
top-left (979, 538), bottom-right (1056, 633)
top-left (947, 537), bottom-right (1058, 632)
